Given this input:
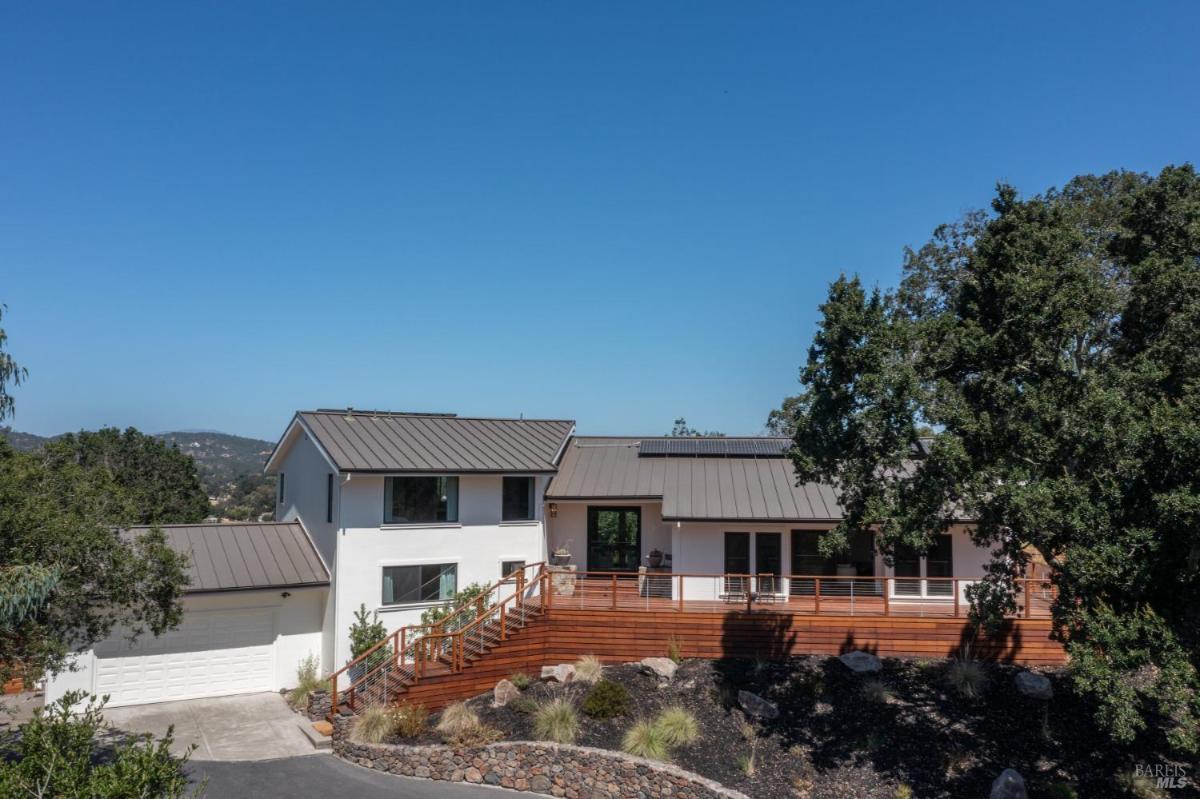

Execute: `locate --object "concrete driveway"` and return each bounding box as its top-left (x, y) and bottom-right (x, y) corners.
top-left (191, 756), bottom-right (538, 799)
top-left (103, 693), bottom-right (319, 761)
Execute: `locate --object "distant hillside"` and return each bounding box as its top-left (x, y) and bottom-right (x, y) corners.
top-left (2, 427), bottom-right (278, 521)
top-left (155, 431), bottom-right (274, 487)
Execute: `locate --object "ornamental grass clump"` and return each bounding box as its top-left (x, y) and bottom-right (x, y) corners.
top-left (622, 719), bottom-right (670, 760)
top-left (288, 654), bottom-right (329, 706)
top-left (581, 680), bottom-right (630, 719)
top-left (947, 658), bottom-right (986, 699)
top-left (392, 703), bottom-right (429, 738)
top-left (653, 706), bottom-right (698, 746)
top-left (533, 698), bottom-right (579, 744)
top-left (574, 654), bottom-right (604, 684)
top-left (353, 706), bottom-right (396, 744)
top-left (436, 702), bottom-right (480, 738)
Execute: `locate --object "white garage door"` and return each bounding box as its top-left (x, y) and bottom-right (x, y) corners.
top-left (94, 608), bottom-right (276, 707)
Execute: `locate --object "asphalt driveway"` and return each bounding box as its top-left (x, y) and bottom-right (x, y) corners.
top-left (191, 755), bottom-right (536, 798)
top-left (103, 693), bottom-right (318, 761)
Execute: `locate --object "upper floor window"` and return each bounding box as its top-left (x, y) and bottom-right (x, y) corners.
top-left (502, 476), bottom-right (535, 521)
top-left (385, 476), bottom-right (459, 524)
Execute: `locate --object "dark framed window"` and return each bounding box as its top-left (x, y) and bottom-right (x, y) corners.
top-left (502, 476), bottom-right (535, 521)
top-left (382, 563), bottom-right (457, 605)
top-left (326, 474), bottom-right (334, 523)
top-left (586, 507), bottom-right (641, 571)
top-left (278, 473), bottom-right (285, 504)
top-left (501, 560), bottom-right (526, 578)
top-left (384, 476), bottom-right (459, 524)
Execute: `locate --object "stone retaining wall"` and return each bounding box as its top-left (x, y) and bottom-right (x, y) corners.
top-left (331, 715), bottom-right (747, 799)
top-left (306, 689), bottom-right (333, 721)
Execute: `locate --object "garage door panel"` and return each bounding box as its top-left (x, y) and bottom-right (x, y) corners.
top-left (94, 607), bottom-right (276, 707)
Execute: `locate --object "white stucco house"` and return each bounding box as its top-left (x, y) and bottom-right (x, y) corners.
top-left (46, 408), bottom-right (1000, 708)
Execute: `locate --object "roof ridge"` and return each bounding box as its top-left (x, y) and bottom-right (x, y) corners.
top-left (125, 521), bottom-right (302, 529)
top-left (302, 409), bottom-right (574, 423)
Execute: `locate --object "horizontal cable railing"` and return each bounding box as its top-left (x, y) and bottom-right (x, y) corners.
top-left (328, 565), bottom-right (1054, 714)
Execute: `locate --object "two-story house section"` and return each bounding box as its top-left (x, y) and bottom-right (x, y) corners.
top-left (264, 410), bottom-right (575, 669)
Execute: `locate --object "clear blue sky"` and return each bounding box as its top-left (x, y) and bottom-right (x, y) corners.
top-left (2, 2), bottom-right (1196, 440)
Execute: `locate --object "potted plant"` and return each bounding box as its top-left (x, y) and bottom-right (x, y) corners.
top-left (551, 547), bottom-right (571, 566)
top-left (346, 604), bottom-right (389, 685)
top-left (647, 549), bottom-right (664, 568)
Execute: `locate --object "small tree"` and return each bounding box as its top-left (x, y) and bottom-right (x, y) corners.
top-left (348, 604), bottom-right (390, 668)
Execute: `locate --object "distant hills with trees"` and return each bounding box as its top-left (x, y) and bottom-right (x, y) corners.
top-left (1, 426), bottom-right (277, 521)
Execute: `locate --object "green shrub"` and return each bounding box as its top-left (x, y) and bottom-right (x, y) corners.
top-left (666, 635), bottom-right (683, 664)
top-left (654, 706), bottom-right (698, 746)
top-left (509, 697), bottom-right (537, 714)
top-left (947, 658), bottom-right (986, 698)
top-left (392, 703), bottom-right (429, 738)
top-left (574, 654), bottom-right (603, 684)
top-left (509, 672), bottom-right (531, 690)
top-left (736, 753), bottom-right (756, 776)
top-left (533, 698), bottom-right (579, 744)
top-left (288, 654), bottom-right (330, 706)
top-left (582, 680), bottom-right (631, 719)
top-left (0, 692), bottom-right (198, 798)
top-left (1045, 783), bottom-right (1078, 799)
top-left (622, 719), bottom-right (670, 760)
top-left (420, 582), bottom-right (491, 629)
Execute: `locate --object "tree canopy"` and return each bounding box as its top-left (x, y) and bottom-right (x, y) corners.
top-left (781, 165), bottom-right (1200, 753)
top-left (0, 309), bottom-right (191, 685)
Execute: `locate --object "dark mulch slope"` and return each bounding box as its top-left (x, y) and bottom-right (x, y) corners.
top-left (396, 658), bottom-right (1196, 799)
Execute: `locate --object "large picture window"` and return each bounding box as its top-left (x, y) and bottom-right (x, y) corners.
top-left (384, 476), bottom-right (459, 524)
top-left (382, 563), bottom-right (457, 605)
top-left (502, 476), bottom-right (535, 521)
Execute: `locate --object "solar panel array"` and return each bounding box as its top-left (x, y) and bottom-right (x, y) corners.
top-left (637, 438), bottom-right (791, 458)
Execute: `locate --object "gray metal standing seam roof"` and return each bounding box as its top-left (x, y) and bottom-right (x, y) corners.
top-left (545, 437), bottom-right (845, 522)
top-left (294, 411), bottom-right (575, 473)
top-left (125, 522), bottom-right (329, 593)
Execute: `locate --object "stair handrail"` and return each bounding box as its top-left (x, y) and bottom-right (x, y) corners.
top-left (329, 562), bottom-right (547, 712)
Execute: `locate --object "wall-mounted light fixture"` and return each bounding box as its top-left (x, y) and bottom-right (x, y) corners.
top-left (281, 591), bottom-right (292, 599)
top-left (548, 503), bottom-right (558, 518)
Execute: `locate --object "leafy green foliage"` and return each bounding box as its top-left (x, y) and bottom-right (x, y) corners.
top-left (0, 691), bottom-right (200, 798)
top-left (581, 679), bottom-right (631, 719)
top-left (0, 439), bottom-right (190, 684)
top-left (419, 582), bottom-right (491, 630)
top-left (668, 417), bottom-right (725, 437)
top-left (509, 671), bottom-right (531, 690)
top-left (781, 165), bottom-right (1200, 752)
top-left (43, 428), bottom-right (209, 525)
top-left (0, 304), bottom-right (25, 424)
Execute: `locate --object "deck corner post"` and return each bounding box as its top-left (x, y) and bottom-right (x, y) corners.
top-left (814, 577), bottom-right (821, 615)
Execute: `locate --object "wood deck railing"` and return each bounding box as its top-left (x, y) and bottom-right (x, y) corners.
top-left (328, 564), bottom-right (1055, 713)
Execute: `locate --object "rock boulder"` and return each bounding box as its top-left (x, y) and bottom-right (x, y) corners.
top-left (838, 650), bottom-right (883, 674)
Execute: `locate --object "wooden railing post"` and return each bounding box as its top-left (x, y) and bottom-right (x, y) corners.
top-left (611, 573), bottom-right (617, 610)
top-left (746, 576), bottom-right (752, 613)
top-left (677, 573), bottom-right (684, 612)
top-left (330, 674), bottom-right (338, 714)
top-left (814, 577), bottom-right (821, 615)
top-left (500, 603), bottom-right (507, 641)
top-left (1023, 579), bottom-right (1031, 619)
top-left (883, 577), bottom-right (890, 616)
top-left (545, 571), bottom-right (553, 611)
top-left (953, 579), bottom-right (960, 618)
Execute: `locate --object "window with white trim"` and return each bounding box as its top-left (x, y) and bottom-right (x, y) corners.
top-left (501, 560), bottom-right (526, 578)
top-left (502, 476), bottom-right (535, 521)
top-left (381, 563), bottom-right (457, 605)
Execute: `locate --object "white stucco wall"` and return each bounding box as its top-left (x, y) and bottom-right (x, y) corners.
top-left (545, 501), bottom-right (672, 570)
top-left (331, 473), bottom-right (550, 668)
top-left (44, 587), bottom-right (327, 706)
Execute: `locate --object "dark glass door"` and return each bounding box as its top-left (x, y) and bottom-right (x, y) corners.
top-left (756, 532), bottom-right (781, 594)
top-left (893, 542), bottom-right (923, 597)
top-left (724, 532), bottom-right (750, 596)
top-left (587, 507), bottom-right (641, 571)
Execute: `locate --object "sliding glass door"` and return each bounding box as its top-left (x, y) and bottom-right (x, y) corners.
top-left (587, 507), bottom-right (641, 572)
top-left (892, 535), bottom-right (954, 598)
top-left (755, 532), bottom-right (781, 594)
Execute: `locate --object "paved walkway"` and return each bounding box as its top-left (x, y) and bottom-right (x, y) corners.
top-left (103, 693), bottom-right (318, 761)
top-left (192, 755), bottom-right (536, 798)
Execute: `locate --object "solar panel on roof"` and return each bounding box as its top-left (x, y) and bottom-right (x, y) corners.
top-left (637, 438), bottom-right (790, 457)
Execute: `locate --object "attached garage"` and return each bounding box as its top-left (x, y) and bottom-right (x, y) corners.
top-left (46, 522), bottom-right (330, 708)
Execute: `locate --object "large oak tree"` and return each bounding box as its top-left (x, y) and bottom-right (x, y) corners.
top-left (781, 166), bottom-right (1200, 753)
